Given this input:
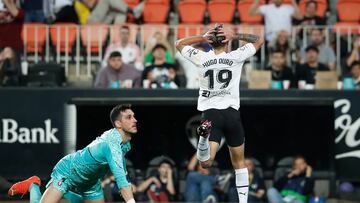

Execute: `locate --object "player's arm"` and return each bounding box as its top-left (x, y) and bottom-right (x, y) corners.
top-left (104, 145), bottom-right (135, 202)
top-left (175, 29), bottom-right (215, 52)
top-left (249, 0), bottom-right (262, 16)
top-left (218, 28), bottom-right (264, 51)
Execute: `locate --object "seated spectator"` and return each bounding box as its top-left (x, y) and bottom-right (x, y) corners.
top-left (23, 0), bottom-right (44, 23)
top-left (94, 51), bottom-right (141, 88)
top-left (249, 0), bottom-right (303, 42)
top-left (102, 173), bottom-right (137, 202)
top-left (349, 61), bottom-right (360, 89)
top-left (296, 45), bottom-right (329, 85)
top-left (228, 158), bottom-right (266, 203)
top-left (268, 30), bottom-right (297, 67)
top-left (300, 29), bottom-right (336, 70)
top-left (265, 50), bottom-right (295, 87)
top-left (184, 153), bottom-right (216, 202)
top-left (0, 0), bottom-right (24, 52)
top-left (267, 155), bottom-right (314, 203)
top-left (43, 0), bottom-right (79, 23)
top-left (136, 159), bottom-right (176, 202)
top-left (102, 25), bottom-right (143, 70)
top-left (346, 36), bottom-right (360, 68)
top-left (0, 47), bottom-right (20, 86)
top-left (142, 44), bottom-right (179, 88)
top-left (144, 32), bottom-right (174, 65)
top-left (87, 0), bottom-right (143, 24)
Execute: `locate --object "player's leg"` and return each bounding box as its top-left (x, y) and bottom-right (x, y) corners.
top-left (225, 108), bottom-right (248, 203)
top-left (8, 176), bottom-right (42, 203)
top-left (39, 185), bottom-right (64, 203)
top-left (197, 109), bottom-right (223, 168)
top-left (199, 141), bottom-right (219, 168)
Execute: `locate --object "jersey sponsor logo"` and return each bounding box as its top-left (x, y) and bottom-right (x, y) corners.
top-left (186, 48), bottom-right (199, 57)
top-left (334, 99), bottom-right (360, 159)
top-left (202, 58), bottom-right (234, 68)
top-left (201, 90), bottom-right (231, 98)
top-left (0, 119), bottom-right (59, 144)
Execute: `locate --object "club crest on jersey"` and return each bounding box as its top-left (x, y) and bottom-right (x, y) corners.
top-left (187, 48), bottom-right (199, 57)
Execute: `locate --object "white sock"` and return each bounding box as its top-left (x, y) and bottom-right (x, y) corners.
top-left (196, 136), bottom-right (210, 162)
top-left (235, 168), bottom-right (249, 203)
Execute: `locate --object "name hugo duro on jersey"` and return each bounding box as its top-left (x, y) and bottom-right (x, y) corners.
top-left (202, 58), bottom-right (234, 68)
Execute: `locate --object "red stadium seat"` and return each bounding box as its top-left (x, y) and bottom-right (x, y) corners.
top-left (333, 0), bottom-right (360, 34)
top-left (237, 0), bottom-right (265, 24)
top-left (176, 24), bottom-right (205, 39)
top-left (22, 23), bottom-right (47, 54)
top-left (299, 0), bottom-right (327, 17)
top-left (207, 0), bottom-right (236, 23)
top-left (143, 0), bottom-right (170, 23)
top-left (80, 24), bottom-right (109, 54)
top-left (50, 23), bottom-right (77, 54)
top-left (178, 0), bottom-right (206, 24)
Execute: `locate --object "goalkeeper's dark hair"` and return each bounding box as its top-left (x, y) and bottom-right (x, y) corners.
top-left (209, 24), bottom-right (226, 49)
top-left (110, 104), bottom-right (132, 127)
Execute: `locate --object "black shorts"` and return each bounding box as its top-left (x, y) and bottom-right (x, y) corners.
top-left (201, 108), bottom-right (245, 147)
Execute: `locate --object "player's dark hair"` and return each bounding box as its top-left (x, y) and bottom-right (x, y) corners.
top-left (109, 51), bottom-right (122, 58)
top-left (210, 24), bottom-right (226, 49)
top-left (110, 104), bottom-right (132, 128)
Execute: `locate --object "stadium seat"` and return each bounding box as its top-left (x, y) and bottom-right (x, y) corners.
top-left (140, 24), bottom-right (169, 44)
top-left (80, 24), bottom-right (109, 54)
top-left (125, 0), bottom-right (140, 23)
top-left (176, 24), bottom-right (205, 39)
top-left (237, 0), bottom-right (264, 24)
top-left (207, 0), bottom-right (236, 23)
top-left (274, 156), bottom-right (293, 181)
top-left (110, 24), bottom-right (138, 43)
top-left (178, 0), bottom-right (206, 24)
top-left (50, 23), bottom-right (77, 54)
top-left (143, 0), bottom-right (170, 23)
top-left (333, 0), bottom-right (360, 34)
top-left (299, 0), bottom-right (328, 18)
top-left (22, 23), bottom-right (47, 55)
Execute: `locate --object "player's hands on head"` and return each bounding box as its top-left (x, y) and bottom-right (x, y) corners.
top-left (203, 29), bottom-right (216, 43)
top-left (217, 28), bottom-right (236, 43)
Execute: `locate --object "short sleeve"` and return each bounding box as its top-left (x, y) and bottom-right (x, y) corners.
top-left (180, 45), bottom-right (205, 66)
top-left (230, 43), bottom-right (257, 62)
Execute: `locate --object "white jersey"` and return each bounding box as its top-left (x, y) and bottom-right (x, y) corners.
top-left (180, 43), bottom-right (256, 111)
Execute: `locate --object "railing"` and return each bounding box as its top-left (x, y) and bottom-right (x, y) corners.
top-left (22, 24), bottom-right (360, 78)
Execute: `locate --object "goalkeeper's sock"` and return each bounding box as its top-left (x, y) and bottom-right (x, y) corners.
top-left (29, 183), bottom-right (42, 203)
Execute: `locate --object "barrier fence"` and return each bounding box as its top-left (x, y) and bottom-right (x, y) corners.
top-left (21, 24), bottom-right (360, 77)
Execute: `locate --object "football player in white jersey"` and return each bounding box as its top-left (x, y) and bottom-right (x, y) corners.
top-left (175, 24), bottom-right (264, 203)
